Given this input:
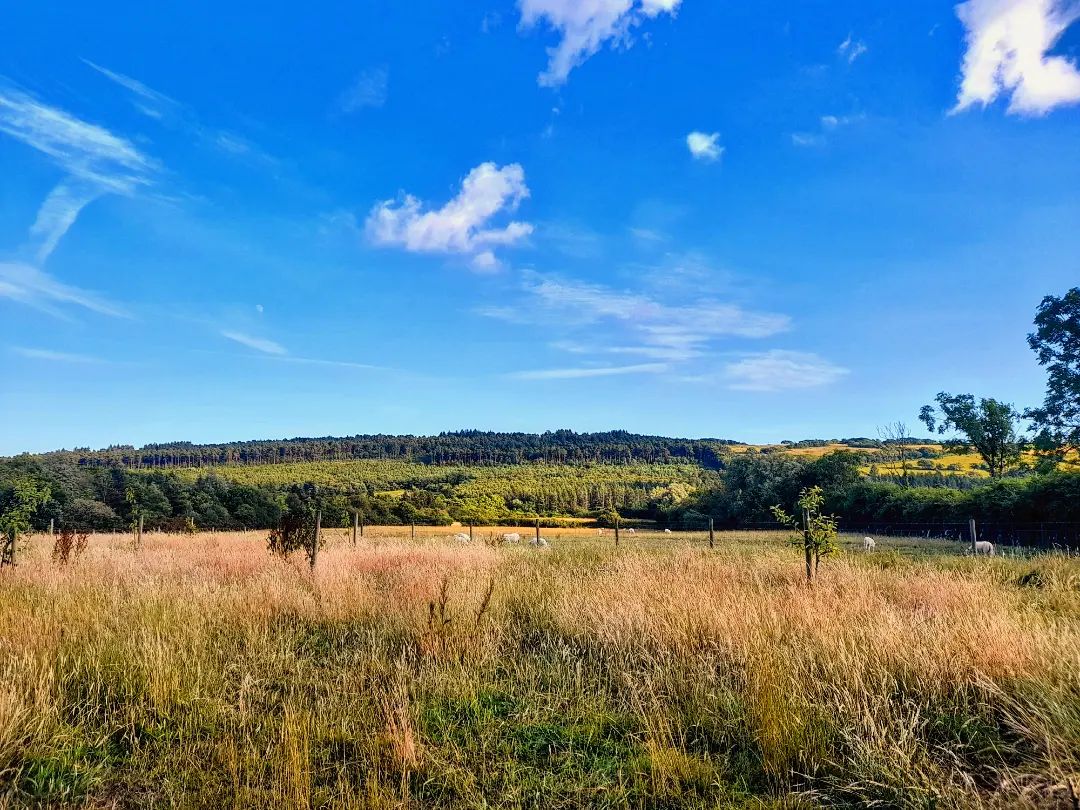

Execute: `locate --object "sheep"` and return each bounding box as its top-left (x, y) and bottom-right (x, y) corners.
top-left (863, 536), bottom-right (876, 551)
top-left (664, 528), bottom-right (673, 534)
top-left (627, 528), bottom-right (636, 535)
top-left (974, 540), bottom-right (995, 556)
top-left (501, 532), bottom-right (521, 544)
top-left (453, 532), bottom-right (471, 544)
top-left (598, 529), bottom-right (605, 536)
top-left (531, 536), bottom-right (550, 548)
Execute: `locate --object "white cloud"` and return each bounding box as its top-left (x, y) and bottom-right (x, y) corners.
top-left (338, 67), bottom-right (389, 113)
top-left (0, 86), bottom-right (158, 263)
top-left (791, 132), bottom-right (826, 148)
top-left (0, 261), bottom-right (128, 318)
top-left (838, 33), bottom-right (868, 63)
top-left (519, 0), bottom-right (682, 87)
top-left (0, 88), bottom-right (156, 194)
top-left (11, 347), bottom-right (108, 364)
top-left (954, 0), bottom-right (1080, 115)
top-left (724, 350), bottom-right (849, 392)
top-left (82, 59), bottom-right (180, 120)
top-left (221, 330), bottom-right (287, 355)
top-left (509, 362), bottom-right (668, 380)
top-left (366, 162), bottom-right (533, 269)
top-left (686, 131), bottom-right (723, 161)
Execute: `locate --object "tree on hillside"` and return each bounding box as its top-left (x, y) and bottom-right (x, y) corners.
top-left (919, 393), bottom-right (1025, 478)
top-left (1026, 288), bottom-right (1080, 459)
top-left (877, 421), bottom-right (912, 479)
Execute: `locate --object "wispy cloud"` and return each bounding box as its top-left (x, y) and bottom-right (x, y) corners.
top-left (338, 67), bottom-right (389, 113)
top-left (954, 0), bottom-right (1080, 115)
top-left (221, 330), bottom-right (287, 355)
top-left (508, 362), bottom-right (668, 380)
top-left (791, 113), bottom-right (864, 148)
top-left (81, 59), bottom-right (181, 120)
top-left (519, 0), bottom-right (682, 87)
top-left (366, 162), bottom-right (533, 270)
top-left (837, 33), bottom-right (868, 63)
top-left (686, 131), bottom-right (723, 162)
top-left (10, 346), bottom-right (110, 364)
top-left (0, 85), bottom-right (158, 265)
top-left (0, 261), bottom-right (129, 318)
top-left (724, 350), bottom-right (849, 392)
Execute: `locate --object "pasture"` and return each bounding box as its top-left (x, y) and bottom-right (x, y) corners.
top-left (0, 528), bottom-right (1078, 808)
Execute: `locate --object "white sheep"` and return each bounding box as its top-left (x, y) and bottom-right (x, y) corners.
top-left (864, 536), bottom-right (876, 551)
top-left (501, 532), bottom-right (521, 544)
top-left (664, 528), bottom-right (673, 534)
top-left (627, 528), bottom-right (636, 535)
top-left (974, 540), bottom-right (995, 556)
top-left (453, 532), bottom-right (471, 544)
top-left (598, 528), bottom-right (605, 535)
top-left (531, 536), bottom-right (550, 548)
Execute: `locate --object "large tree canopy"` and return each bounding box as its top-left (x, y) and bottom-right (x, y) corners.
top-left (1027, 288), bottom-right (1080, 456)
top-left (919, 393), bottom-right (1025, 478)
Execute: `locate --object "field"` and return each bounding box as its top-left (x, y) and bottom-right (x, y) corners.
top-left (2, 528), bottom-right (1079, 807)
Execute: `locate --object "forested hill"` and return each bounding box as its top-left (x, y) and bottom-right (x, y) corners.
top-left (25, 430), bottom-right (742, 470)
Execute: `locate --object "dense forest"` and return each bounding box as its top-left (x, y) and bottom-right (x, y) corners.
top-left (40, 430), bottom-right (743, 469)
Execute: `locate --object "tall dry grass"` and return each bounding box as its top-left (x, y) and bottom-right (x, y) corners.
top-left (0, 529), bottom-right (1077, 808)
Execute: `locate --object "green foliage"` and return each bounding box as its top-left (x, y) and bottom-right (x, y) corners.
top-left (1026, 287), bottom-right (1080, 458)
top-left (919, 393), bottom-right (1026, 477)
top-left (0, 477), bottom-right (51, 559)
top-left (771, 486), bottom-right (840, 581)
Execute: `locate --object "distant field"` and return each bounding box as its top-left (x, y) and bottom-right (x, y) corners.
top-left (2, 529), bottom-right (1077, 807)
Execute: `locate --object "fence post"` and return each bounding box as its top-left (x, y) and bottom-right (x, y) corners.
top-left (411, 523), bottom-right (415, 541)
top-left (709, 517), bottom-right (715, 550)
top-left (360, 519), bottom-right (364, 539)
top-left (969, 518), bottom-right (977, 554)
top-left (535, 517), bottom-right (540, 545)
top-left (469, 523), bottom-right (474, 543)
top-left (136, 514), bottom-right (144, 551)
top-left (311, 510), bottom-right (322, 570)
top-left (615, 516), bottom-right (620, 548)
top-left (49, 518), bottom-right (55, 537)
top-left (352, 511), bottom-right (359, 546)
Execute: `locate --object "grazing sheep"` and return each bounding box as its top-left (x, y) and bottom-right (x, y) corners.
top-left (974, 540), bottom-right (995, 556)
top-left (864, 536), bottom-right (876, 551)
top-left (531, 536), bottom-right (550, 548)
top-left (501, 532), bottom-right (521, 544)
top-left (627, 528), bottom-right (636, 535)
top-left (664, 528), bottom-right (673, 534)
top-left (598, 529), bottom-right (605, 536)
top-left (453, 533), bottom-right (471, 544)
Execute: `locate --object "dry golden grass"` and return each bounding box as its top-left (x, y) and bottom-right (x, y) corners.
top-left (0, 529), bottom-right (1078, 807)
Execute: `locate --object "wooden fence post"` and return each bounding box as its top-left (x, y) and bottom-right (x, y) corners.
top-left (469, 523), bottom-right (474, 543)
top-left (411, 523), bottom-right (416, 541)
top-left (708, 517), bottom-right (715, 550)
top-left (615, 516), bottom-right (620, 548)
top-left (535, 517), bottom-right (540, 545)
top-left (135, 515), bottom-right (144, 551)
top-left (49, 518), bottom-right (55, 537)
top-left (311, 510), bottom-right (321, 570)
top-left (352, 511), bottom-right (359, 546)
top-left (360, 519), bottom-right (364, 539)
top-left (969, 518), bottom-right (977, 554)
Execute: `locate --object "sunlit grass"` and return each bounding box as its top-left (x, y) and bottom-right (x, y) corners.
top-left (0, 529), bottom-right (1077, 807)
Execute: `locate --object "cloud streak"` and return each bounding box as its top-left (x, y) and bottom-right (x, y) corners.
top-left (519, 0), bottom-right (682, 87)
top-left (954, 0), bottom-right (1080, 115)
top-left (10, 346), bottom-right (110, 364)
top-left (338, 67), bottom-right (389, 113)
top-left (0, 261), bottom-right (129, 318)
top-left (221, 330), bottom-right (287, 355)
top-left (508, 362), bottom-right (668, 380)
top-left (723, 350), bottom-right (849, 392)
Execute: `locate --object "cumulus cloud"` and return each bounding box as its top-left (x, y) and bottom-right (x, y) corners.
top-left (519, 0), bottom-right (682, 87)
top-left (686, 131), bottom-right (723, 161)
top-left (724, 350), bottom-right (849, 392)
top-left (337, 67), bottom-right (389, 113)
top-left (954, 0), bottom-right (1080, 115)
top-left (0, 261), bottom-right (129, 318)
top-left (221, 330), bottom-right (287, 355)
top-left (366, 162), bottom-right (533, 269)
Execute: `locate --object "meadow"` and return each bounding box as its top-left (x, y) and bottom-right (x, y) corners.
top-left (0, 528), bottom-right (1078, 808)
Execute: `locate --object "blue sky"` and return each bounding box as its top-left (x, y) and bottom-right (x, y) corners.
top-left (2, 0), bottom-right (1080, 454)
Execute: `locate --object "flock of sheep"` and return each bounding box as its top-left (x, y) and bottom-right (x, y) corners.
top-left (864, 536), bottom-right (996, 555)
